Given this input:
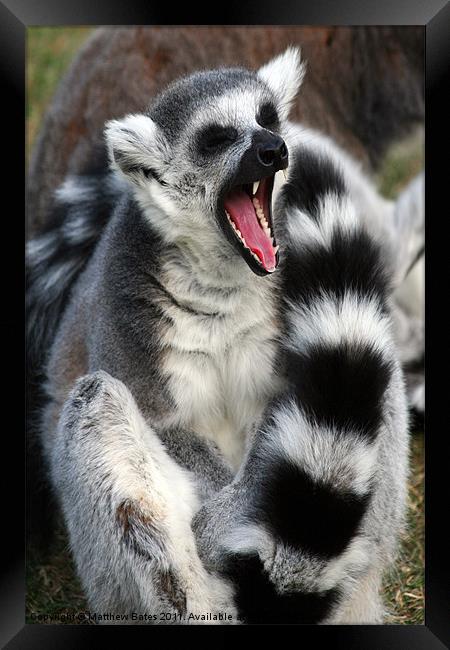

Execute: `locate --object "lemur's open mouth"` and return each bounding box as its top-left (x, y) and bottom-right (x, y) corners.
top-left (223, 174), bottom-right (278, 275)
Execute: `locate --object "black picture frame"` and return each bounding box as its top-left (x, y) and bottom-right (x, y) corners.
top-left (2, 0), bottom-right (448, 646)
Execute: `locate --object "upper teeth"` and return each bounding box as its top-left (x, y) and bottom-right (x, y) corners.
top-left (253, 180), bottom-right (260, 195)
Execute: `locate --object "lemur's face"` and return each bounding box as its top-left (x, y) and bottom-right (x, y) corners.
top-left (106, 48), bottom-right (305, 276)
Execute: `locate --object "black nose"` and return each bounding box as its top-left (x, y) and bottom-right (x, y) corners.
top-left (232, 132), bottom-right (289, 187)
top-left (256, 136), bottom-right (288, 170)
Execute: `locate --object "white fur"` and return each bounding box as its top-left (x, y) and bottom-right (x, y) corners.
top-left (285, 292), bottom-right (394, 359)
top-left (26, 233), bottom-right (57, 261)
top-left (392, 172), bottom-right (424, 286)
top-left (105, 113), bottom-right (169, 182)
top-left (194, 89), bottom-right (270, 135)
top-left (157, 261), bottom-right (284, 468)
top-left (395, 254), bottom-right (424, 319)
top-left (55, 176), bottom-right (96, 203)
top-left (264, 399), bottom-right (378, 497)
top-left (221, 522), bottom-right (276, 563)
top-left (410, 381), bottom-right (425, 412)
top-left (285, 192), bottom-right (358, 249)
top-left (329, 567), bottom-right (384, 624)
top-left (318, 537), bottom-right (373, 592)
top-left (62, 214), bottom-right (97, 245)
top-left (258, 47), bottom-right (306, 119)
top-left (37, 259), bottom-right (78, 292)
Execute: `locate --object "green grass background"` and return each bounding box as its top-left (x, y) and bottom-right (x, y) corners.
top-left (26, 27), bottom-right (424, 624)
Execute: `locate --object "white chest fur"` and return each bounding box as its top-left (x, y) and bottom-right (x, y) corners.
top-left (158, 268), bottom-right (283, 469)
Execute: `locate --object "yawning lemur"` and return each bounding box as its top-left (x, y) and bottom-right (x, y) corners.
top-left (27, 48), bottom-right (419, 623)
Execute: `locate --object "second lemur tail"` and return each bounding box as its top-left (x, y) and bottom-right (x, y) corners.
top-left (26, 161), bottom-right (127, 546)
top-left (26, 168), bottom-right (127, 366)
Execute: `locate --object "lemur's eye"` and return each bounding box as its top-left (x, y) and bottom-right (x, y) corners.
top-left (198, 125), bottom-right (238, 153)
top-left (256, 102), bottom-right (280, 130)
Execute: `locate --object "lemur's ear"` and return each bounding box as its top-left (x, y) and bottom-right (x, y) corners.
top-left (104, 114), bottom-right (167, 183)
top-left (257, 47), bottom-right (306, 120)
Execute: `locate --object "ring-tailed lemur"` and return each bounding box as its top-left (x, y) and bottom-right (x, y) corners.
top-left (26, 48), bottom-right (421, 624)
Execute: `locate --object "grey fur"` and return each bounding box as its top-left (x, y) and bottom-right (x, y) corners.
top-left (149, 68), bottom-right (266, 142)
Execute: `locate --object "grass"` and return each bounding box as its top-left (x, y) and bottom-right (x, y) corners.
top-left (376, 127), bottom-right (424, 199)
top-left (26, 28), bottom-right (425, 625)
top-left (383, 433), bottom-right (425, 624)
top-left (26, 27), bottom-right (93, 161)
top-left (26, 528), bottom-right (91, 625)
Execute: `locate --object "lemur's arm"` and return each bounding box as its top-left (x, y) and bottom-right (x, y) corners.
top-left (192, 147), bottom-right (408, 624)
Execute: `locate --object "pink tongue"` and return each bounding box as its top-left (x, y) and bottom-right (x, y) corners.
top-left (224, 189), bottom-right (276, 271)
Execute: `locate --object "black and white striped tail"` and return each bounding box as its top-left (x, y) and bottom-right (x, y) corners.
top-left (26, 171), bottom-right (125, 365)
top-left (219, 148), bottom-right (400, 623)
